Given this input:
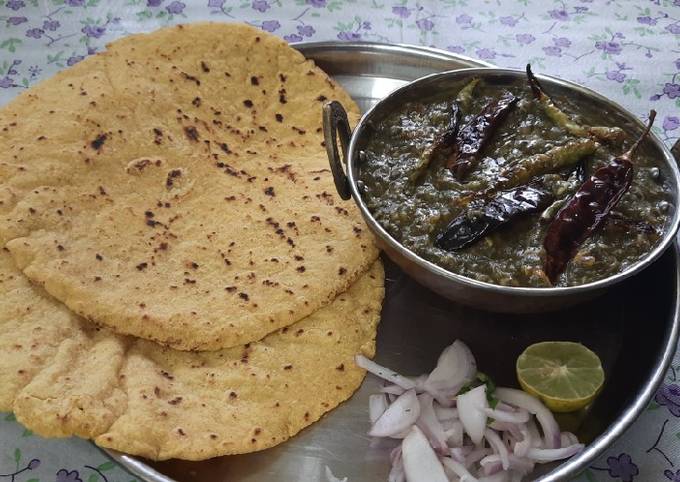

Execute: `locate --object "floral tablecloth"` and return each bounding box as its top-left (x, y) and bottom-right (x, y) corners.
top-left (1, 0), bottom-right (679, 481)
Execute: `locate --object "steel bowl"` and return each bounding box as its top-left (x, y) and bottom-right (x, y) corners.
top-left (323, 67), bottom-right (680, 313)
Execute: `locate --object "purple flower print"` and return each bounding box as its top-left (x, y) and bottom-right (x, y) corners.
top-left (43, 19), bottom-right (60, 31)
top-left (476, 48), bottom-right (496, 60)
top-left (595, 40), bottom-right (622, 55)
top-left (656, 383), bottom-right (680, 414)
top-left (283, 33), bottom-right (303, 42)
top-left (337, 31), bottom-right (361, 41)
top-left (67, 0), bottom-right (85, 6)
top-left (147, 0), bottom-right (162, 6)
top-left (500, 16), bottom-right (518, 27)
top-left (25, 28), bottom-right (44, 39)
top-left (664, 116), bottom-right (680, 131)
top-left (0, 77), bottom-right (14, 89)
top-left (549, 9), bottom-right (569, 21)
top-left (165, 1), bottom-right (185, 14)
top-left (56, 469), bottom-right (82, 482)
top-left (6, 0), bottom-right (25, 10)
top-left (27, 459), bottom-right (40, 470)
top-left (416, 18), bottom-right (434, 31)
top-left (307, 0), bottom-right (326, 7)
top-left (447, 45), bottom-right (465, 54)
top-left (362, 21), bottom-right (371, 30)
top-left (606, 70), bottom-right (626, 82)
top-left (66, 55), bottom-right (84, 66)
top-left (574, 6), bottom-right (588, 13)
top-left (7, 16), bottom-right (28, 26)
top-left (28, 65), bottom-right (41, 78)
top-left (251, 0), bottom-right (269, 12)
top-left (392, 6), bottom-right (411, 18)
top-left (207, 0), bottom-right (223, 7)
top-left (675, 58), bottom-right (680, 70)
top-left (667, 23), bottom-right (680, 35)
top-left (261, 20), bottom-right (280, 32)
top-left (664, 469), bottom-right (680, 482)
top-left (637, 16), bottom-right (657, 25)
top-left (516, 33), bottom-right (535, 45)
top-left (553, 37), bottom-right (571, 48)
top-left (456, 14), bottom-right (472, 25)
top-left (543, 46), bottom-right (562, 57)
top-left (606, 454), bottom-right (639, 482)
top-left (297, 25), bottom-right (315, 37)
top-left (663, 83), bottom-right (680, 100)
top-left (81, 25), bottom-right (106, 38)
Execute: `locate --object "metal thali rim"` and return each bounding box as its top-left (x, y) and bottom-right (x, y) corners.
top-left (100, 41), bottom-right (680, 482)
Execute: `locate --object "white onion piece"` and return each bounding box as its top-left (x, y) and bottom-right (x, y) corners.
top-left (441, 457), bottom-right (479, 481)
top-left (526, 419), bottom-right (543, 448)
top-left (489, 421), bottom-right (523, 441)
top-left (483, 407), bottom-right (530, 424)
top-left (380, 384), bottom-right (406, 396)
top-left (466, 447), bottom-right (492, 466)
top-left (494, 388), bottom-right (561, 449)
top-left (388, 446), bottom-right (405, 482)
top-left (369, 394), bottom-right (388, 424)
top-left (484, 428), bottom-right (510, 470)
top-left (513, 425), bottom-right (532, 457)
top-left (425, 341), bottom-right (477, 405)
top-left (526, 444), bottom-right (584, 463)
top-left (444, 420), bottom-right (464, 448)
top-left (369, 389), bottom-right (420, 437)
top-left (480, 454), bottom-right (534, 476)
top-left (324, 466), bottom-right (347, 482)
top-left (402, 426), bottom-right (449, 482)
top-left (457, 385), bottom-right (488, 445)
top-left (355, 355), bottom-right (416, 390)
top-left (416, 393), bottom-right (448, 453)
top-left (449, 445), bottom-right (472, 463)
top-left (560, 431), bottom-right (579, 447)
top-left (411, 374), bottom-right (428, 392)
top-left (434, 404), bottom-right (458, 422)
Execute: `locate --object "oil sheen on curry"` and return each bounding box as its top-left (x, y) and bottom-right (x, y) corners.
top-left (359, 67), bottom-right (672, 287)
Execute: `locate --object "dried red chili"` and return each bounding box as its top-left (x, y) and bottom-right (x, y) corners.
top-left (543, 110), bottom-right (657, 284)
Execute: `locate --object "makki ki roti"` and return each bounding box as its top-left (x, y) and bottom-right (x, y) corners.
top-left (0, 22), bottom-right (378, 351)
top-left (0, 246), bottom-right (384, 460)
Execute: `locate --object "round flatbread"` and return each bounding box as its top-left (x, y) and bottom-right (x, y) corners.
top-left (0, 23), bottom-right (377, 350)
top-left (0, 249), bottom-right (384, 460)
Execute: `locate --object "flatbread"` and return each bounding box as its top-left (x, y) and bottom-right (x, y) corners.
top-left (0, 248), bottom-right (383, 460)
top-left (0, 23), bottom-right (377, 350)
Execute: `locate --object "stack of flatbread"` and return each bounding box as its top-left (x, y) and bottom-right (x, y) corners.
top-left (0, 23), bottom-right (382, 461)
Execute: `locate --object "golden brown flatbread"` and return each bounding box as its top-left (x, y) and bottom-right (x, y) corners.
top-left (0, 23), bottom-right (377, 350)
top-left (0, 248), bottom-right (383, 460)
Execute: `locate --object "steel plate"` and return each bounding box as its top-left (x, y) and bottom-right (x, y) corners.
top-left (104, 42), bottom-right (680, 482)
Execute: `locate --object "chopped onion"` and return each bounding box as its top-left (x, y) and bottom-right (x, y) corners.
top-left (484, 428), bottom-right (510, 470)
top-left (369, 389), bottom-right (420, 438)
top-left (526, 444), bottom-right (584, 463)
top-left (416, 393), bottom-right (449, 452)
top-left (425, 341), bottom-right (477, 405)
top-left (402, 426), bottom-right (449, 482)
top-left (380, 384), bottom-right (406, 396)
top-left (434, 404), bottom-right (459, 422)
top-left (388, 447), bottom-right (405, 482)
top-left (369, 394), bottom-right (389, 424)
top-left (483, 407), bottom-right (530, 424)
top-left (360, 340), bottom-right (584, 482)
top-left (356, 355), bottom-right (415, 390)
top-left (457, 385), bottom-right (488, 445)
top-left (494, 388), bottom-right (561, 449)
top-left (440, 457), bottom-right (478, 481)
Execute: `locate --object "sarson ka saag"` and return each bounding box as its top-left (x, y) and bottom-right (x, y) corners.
top-left (358, 66), bottom-right (672, 287)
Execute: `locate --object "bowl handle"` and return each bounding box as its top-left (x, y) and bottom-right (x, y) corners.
top-left (322, 101), bottom-right (352, 200)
